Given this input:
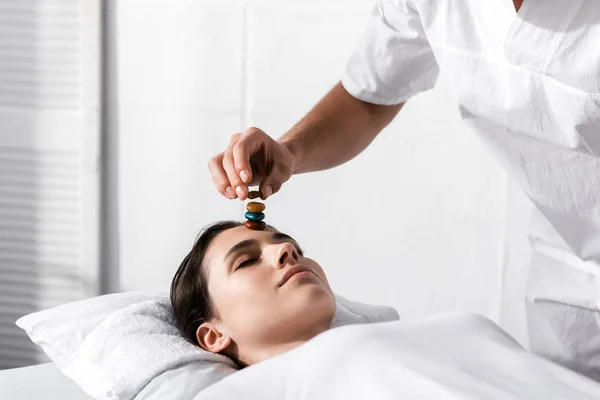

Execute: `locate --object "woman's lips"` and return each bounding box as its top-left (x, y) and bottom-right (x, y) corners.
top-left (278, 265), bottom-right (315, 287)
top-left (286, 270), bottom-right (313, 283)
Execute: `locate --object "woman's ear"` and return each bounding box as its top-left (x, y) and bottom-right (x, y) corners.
top-left (196, 321), bottom-right (232, 353)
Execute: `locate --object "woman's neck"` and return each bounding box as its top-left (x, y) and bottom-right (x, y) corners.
top-left (254, 339), bottom-right (312, 364)
top-left (241, 324), bottom-right (331, 366)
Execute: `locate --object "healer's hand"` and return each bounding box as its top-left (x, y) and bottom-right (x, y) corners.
top-left (208, 127), bottom-right (296, 201)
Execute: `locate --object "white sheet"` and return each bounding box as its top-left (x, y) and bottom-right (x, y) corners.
top-left (0, 362), bottom-right (93, 400)
top-left (197, 313), bottom-right (600, 400)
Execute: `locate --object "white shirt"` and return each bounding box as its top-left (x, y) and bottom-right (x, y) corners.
top-left (342, 0), bottom-right (600, 262)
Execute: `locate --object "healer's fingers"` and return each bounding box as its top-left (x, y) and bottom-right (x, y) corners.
top-left (208, 153), bottom-right (234, 199)
top-left (259, 163), bottom-right (291, 200)
top-left (233, 127), bottom-right (267, 186)
top-left (223, 135), bottom-right (248, 200)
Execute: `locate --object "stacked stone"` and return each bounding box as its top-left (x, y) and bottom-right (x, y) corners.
top-left (244, 190), bottom-right (266, 230)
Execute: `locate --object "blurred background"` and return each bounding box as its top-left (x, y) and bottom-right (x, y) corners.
top-left (0, 0), bottom-right (534, 369)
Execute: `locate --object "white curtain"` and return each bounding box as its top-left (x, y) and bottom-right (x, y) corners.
top-left (0, 0), bottom-right (101, 369)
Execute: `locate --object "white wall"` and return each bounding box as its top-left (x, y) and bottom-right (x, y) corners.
top-left (108, 0), bottom-right (533, 344)
top-left (0, 0), bottom-right (101, 368)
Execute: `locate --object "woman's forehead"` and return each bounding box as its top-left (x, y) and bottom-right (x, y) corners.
top-left (206, 225), bottom-right (277, 260)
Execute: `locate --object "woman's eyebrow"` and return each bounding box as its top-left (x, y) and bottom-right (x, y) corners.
top-left (224, 239), bottom-right (258, 263)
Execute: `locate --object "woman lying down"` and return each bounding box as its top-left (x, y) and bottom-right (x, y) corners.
top-left (171, 221), bottom-right (600, 400)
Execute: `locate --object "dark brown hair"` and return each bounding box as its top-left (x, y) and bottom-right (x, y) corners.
top-left (170, 220), bottom-right (243, 346)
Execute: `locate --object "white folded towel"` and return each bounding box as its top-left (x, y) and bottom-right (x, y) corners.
top-left (17, 292), bottom-right (399, 400)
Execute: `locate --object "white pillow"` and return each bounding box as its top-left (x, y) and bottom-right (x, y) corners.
top-left (16, 291), bottom-right (398, 400)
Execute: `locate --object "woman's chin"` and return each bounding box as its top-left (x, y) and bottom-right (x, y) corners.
top-left (286, 275), bottom-right (333, 298)
top-left (290, 285), bottom-right (336, 320)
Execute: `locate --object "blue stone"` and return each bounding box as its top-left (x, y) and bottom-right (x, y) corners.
top-left (245, 212), bottom-right (265, 221)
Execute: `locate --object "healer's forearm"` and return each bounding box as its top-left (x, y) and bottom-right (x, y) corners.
top-left (278, 82), bottom-right (403, 174)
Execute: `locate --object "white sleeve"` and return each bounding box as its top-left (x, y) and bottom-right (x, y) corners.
top-left (341, 0), bottom-right (439, 105)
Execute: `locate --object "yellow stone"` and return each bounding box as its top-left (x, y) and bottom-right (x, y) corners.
top-left (246, 202), bottom-right (266, 213)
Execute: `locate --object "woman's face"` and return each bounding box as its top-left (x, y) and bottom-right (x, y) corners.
top-left (202, 226), bottom-right (336, 363)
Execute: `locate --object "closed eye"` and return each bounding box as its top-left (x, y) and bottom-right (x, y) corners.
top-left (236, 257), bottom-right (259, 270)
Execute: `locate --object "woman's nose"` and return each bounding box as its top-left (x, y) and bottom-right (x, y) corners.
top-left (272, 242), bottom-right (300, 269)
